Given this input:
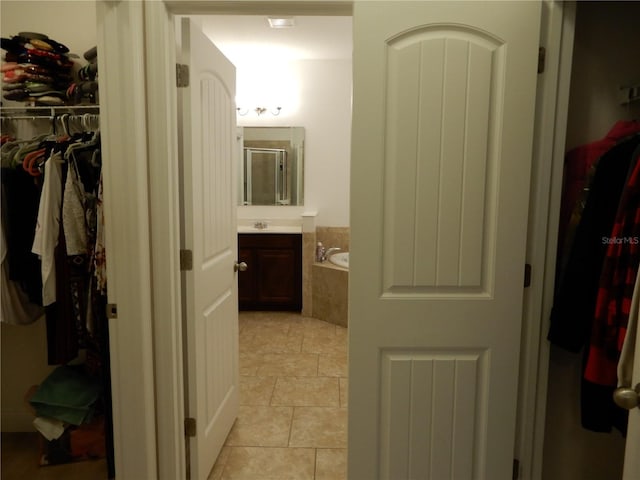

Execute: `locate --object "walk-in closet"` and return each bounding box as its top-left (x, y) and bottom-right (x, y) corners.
top-left (1, 3), bottom-right (114, 478)
top-left (543, 2), bottom-right (640, 479)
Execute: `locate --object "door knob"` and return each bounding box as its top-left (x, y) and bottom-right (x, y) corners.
top-left (234, 261), bottom-right (248, 272)
top-left (613, 384), bottom-right (640, 410)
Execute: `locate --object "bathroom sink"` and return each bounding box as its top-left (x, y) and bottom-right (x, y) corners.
top-left (328, 252), bottom-right (349, 269)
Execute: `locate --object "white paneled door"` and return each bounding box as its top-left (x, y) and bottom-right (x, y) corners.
top-left (178, 18), bottom-right (239, 480)
top-left (348, 2), bottom-right (541, 479)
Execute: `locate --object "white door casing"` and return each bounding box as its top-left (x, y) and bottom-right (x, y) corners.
top-left (178, 18), bottom-right (239, 480)
top-left (349, 2), bottom-right (541, 479)
top-left (622, 278), bottom-right (640, 479)
top-left (622, 351), bottom-right (640, 479)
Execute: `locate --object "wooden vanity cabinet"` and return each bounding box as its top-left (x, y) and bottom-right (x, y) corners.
top-left (237, 233), bottom-right (302, 311)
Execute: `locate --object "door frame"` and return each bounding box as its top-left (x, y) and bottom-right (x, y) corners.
top-left (97, 1), bottom-right (573, 478)
top-left (516, 2), bottom-right (576, 478)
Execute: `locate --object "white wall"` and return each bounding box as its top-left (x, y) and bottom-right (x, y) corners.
top-left (563, 2), bottom-right (640, 151)
top-left (1, 0), bottom-right (97, 432)
top-left (236, 59), bottom-right (352, 227)
top-left (542, 2), bottom-right (640, 479)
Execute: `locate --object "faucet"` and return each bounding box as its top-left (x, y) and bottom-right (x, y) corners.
top-left (322, 247), bottom-right (341, 262)
top-left (253, 221), bottom-right (268, 230)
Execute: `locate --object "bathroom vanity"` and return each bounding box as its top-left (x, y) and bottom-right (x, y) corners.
top-left (237, 233), bottom-right (302, 311)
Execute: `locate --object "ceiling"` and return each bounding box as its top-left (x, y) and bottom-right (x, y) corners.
top-left (200, 15), bottom-right (353, 67)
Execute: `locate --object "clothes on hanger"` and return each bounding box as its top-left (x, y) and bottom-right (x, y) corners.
top-left (32, 149), bottom-right (64, 306)
top-left (0, 119), bottom-right (105, 365)
top-left (585, 148), bottom-right (640, 387)
top-left (557, 121), bottom-right (640, 268)
top-left (1, 154), bottom-right (44, 306)
top-left (618, 267), bottom-right (640, 389)
top-left (549, 133), bottom-right (640, 352)
top-left (556, 121), bottom-right (640, 289)
top-left (1, 204), bottom-right (43, 325)
top-left (548, 123), bottom-right (640, 433)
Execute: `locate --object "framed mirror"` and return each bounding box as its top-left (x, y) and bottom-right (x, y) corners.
top-left (239, 126), bottom-right (305, 206)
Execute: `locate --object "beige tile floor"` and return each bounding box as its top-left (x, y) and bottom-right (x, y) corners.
top-left (0, 312), bottom-right (347, 480)
top-left (209, 311), bottom-right (348, 480)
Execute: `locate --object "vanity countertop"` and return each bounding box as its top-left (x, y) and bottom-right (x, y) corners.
top-left (237, 225), bottom-right (302, 234)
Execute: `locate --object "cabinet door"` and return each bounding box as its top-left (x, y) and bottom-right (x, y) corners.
top-left (238, 234), bottom-right (302, 311)
top-left (256, 248), bottom-right (299, 306)
top-left (237, 247), bottom-right (256, 305)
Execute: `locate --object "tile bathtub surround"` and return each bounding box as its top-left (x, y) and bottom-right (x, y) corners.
top-left (305, 227), bottom-right (349, 319)
top-left (312, 264), bottom-right (349, 328)
top-left (302, 231), bottom-right (316, 317)
top-left (209, 311), bottom-right (348, 480)
top-left (315, 226), bottom-right (350, 253)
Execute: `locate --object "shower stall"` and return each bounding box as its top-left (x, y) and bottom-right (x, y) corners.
top-left (242, 147), bottom-right (291, 205)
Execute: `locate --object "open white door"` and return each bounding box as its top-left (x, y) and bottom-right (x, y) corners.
top-left (349, 2), bottom-right (541, 479)
top-left (178, 18), bottom-right (239, 480)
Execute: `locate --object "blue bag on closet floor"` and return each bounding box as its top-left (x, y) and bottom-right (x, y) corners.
top-left (29, 365), bottom-right (102, 426)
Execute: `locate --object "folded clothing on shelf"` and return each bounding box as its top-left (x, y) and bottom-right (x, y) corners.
top-left (1, 32), bottom-right (76, 105)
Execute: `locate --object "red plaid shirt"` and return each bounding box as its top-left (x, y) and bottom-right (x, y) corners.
top-left (584, 152), bottom-right (640, 386)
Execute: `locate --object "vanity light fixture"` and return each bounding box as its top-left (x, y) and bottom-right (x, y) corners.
top-left (267, 17), bottom-right (296, 28)
top-left (236, 106), bottom-right (282, 116)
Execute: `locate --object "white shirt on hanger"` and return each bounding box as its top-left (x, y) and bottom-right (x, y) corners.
top-left (32, 151), bottom-right (63, 306)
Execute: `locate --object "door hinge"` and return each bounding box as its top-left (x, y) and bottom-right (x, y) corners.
top-left (537, 46), bottom-right (546, 74)
top-left (180, 249), bottom-right (193, 271)
top-left (184, 417), bottom-right (196, 437)
top-left (106, 303), bottom-right (118, 319)
top-left (176, 63), bottom-right (189, 88)
top-left (524, 263), bottom-right (532, 288)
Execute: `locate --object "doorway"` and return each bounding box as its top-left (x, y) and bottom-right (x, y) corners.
top-left (200, 13), bottom-right (352, 478)
top-left (99, 2), bottom-right (626, 479)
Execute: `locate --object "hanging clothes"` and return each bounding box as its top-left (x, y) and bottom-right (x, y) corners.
top-left (0, 163), bottom-right (43, 307)
top-left (557, 120), bottom-right (640, 260)
top-left (32, 149), bottom-right (64, 306)
top-left (584, 148), bottom-right (640, 387)
top-left (549, 134), bottom-right (640, 352)
top-left (62, 159), bottom-right (88, 255)
top-left (93, 171), bottom-right (106, 296)
top-left (548, 124), bottom-right (640, 434)
top-left (0, 116), bottom-right (105, 363)
top-left (1, 210), bottom-right (43, 325)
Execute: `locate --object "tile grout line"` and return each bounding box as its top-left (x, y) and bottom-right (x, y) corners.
top-left (269, 376), bottom-right (278, 406)
top-left (287, 404), bottom-right (296, 448)
top-left (313, 447), bottom-right (318, 480)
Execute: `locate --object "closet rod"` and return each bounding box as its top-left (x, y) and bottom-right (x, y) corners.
top-left (1, 114), bottom-right (100, 121)
top-left (0, 105), bottom-right (100, 118)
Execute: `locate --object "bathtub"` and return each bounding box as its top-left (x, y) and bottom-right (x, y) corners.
top-left (328, 251), bottom-right (349, 269)
top-left (312, 253), bottom-right (349, 327)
